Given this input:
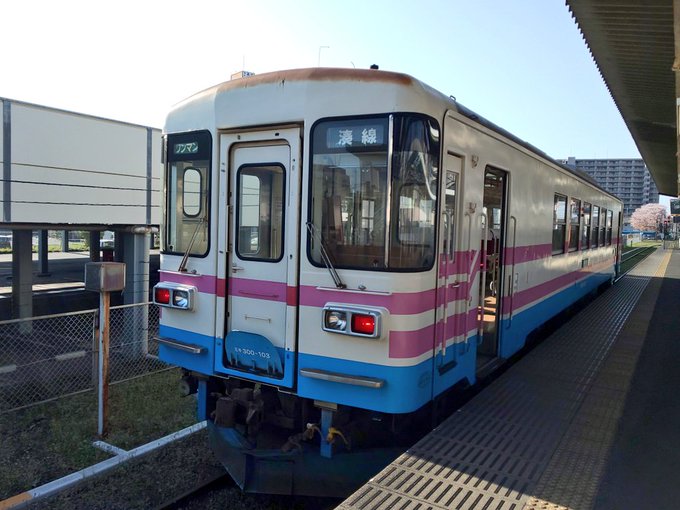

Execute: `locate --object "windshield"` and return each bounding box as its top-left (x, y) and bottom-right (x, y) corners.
top-left (309, 114), bottom-right (439, 271)
top-left (164, 131), bottom-right (211, 256)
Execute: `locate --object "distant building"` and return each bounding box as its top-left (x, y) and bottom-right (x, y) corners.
top-left (560, 157), bottom-right (659, 222)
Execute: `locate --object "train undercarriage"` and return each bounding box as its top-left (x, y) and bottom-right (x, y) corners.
top-left (183, 371), bottom-right (438, 497)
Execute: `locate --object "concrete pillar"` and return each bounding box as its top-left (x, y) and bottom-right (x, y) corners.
top-left (122, 232), bottom-right (150, 304)
top-left (90, 231), bottom-right (101, 262)
top-left (114, 232), bottom-right (124, 263)
top-left (11, 230), bottom-right (33, 324)
top-left (62, 230), bottom-right (69, 252)
top-left (121, 231), bottom-right (150, 357)
top-left (38, 230), bottom-right (50, 276)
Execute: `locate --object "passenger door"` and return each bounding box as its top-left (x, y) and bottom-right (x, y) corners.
top-left (215, 128), bottom-right (300, 388)
top-left (476, 167), bottom-right (507, 373)
top-left (433, 150), bottom-right (463, 396)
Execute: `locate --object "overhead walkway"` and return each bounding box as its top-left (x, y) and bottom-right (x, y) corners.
top-left (337, 247), bottom-right (680, 510)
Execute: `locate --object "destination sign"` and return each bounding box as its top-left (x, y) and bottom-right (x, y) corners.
top-left (326, 124), bottom-right (385, 149)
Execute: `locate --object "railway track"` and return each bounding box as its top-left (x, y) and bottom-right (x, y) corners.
top-left (153, 470), bottom-right (231, 510)
top-left (619, 245), bottom-right (657, 278)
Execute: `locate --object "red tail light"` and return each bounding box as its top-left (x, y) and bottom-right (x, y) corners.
top-left (351, 314), bottom-right (375, 335)
top-left (155, 287), bottom-right (171, 305)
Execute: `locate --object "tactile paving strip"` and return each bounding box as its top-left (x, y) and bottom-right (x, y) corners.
top-left (336, 251), bottom-right (667, 510)
top-left (524, 250), bottom-right (672, 510)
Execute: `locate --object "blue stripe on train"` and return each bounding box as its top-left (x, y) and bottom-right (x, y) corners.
top-left (297, 353), bottom-right (434, 414)
top-left (158, 325), bottom-right (214, 373)
top-left (158, 325), bottom-right (294, 386)
top-left (497, 268), bottom-right (612, 358)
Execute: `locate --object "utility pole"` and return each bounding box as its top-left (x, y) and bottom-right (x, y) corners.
top-left (318, 46), bottom-right (329, 67)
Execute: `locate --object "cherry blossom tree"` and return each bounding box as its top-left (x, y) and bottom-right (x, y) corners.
top-left (630, 203), bottom-right (667, 231)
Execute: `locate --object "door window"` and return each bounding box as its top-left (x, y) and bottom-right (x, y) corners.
top-left (442, 170), bottom-right (457, 258)
top-left (236, 165), bottom-right (285, 261)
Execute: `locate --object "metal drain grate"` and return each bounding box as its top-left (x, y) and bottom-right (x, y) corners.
top-left (337, 251), bottom-right (666, 510)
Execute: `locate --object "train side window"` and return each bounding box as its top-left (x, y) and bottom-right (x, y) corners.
top-left (599, 208), bottom-right (607, 246)
top-left (236, 165), bottom-right (285, 261)
top-left (606, 209), bottom-right (613, 245)
top-left (569, 198), bottom-right (580, 252)
top-left (582, 202), bottom-right (591, 249)
top-left (552, 194), bottom-right (567, 255)
top-left (591, 205), bottom-right (600, 248)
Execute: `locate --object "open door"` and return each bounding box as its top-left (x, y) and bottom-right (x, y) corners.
top-left (477, 167), bottom-right (507, 373)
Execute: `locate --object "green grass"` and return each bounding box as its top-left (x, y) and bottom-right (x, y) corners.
top-left (0, 368), bottom-right (196, 499)
top-left (620, 245), bottom-right (657, 275)
top-left (622, 240), bottom-right (661, 253)
top-left (0, 245), bottom-right (90, 254)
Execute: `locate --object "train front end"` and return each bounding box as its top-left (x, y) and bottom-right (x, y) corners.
top-left (153, 69), bottom-right (469, 497)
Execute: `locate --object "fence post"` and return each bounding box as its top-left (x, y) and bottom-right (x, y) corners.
top-left (98, 290), bottom-right (111, 437)
top-left (92, 309), bottom-right (99, 392)
top-left (85, 262), bottom-right (126, 438)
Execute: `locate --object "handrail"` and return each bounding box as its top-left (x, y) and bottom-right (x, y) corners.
top-left (478, 212), bottom-right (488, 345)
top-left (463, 211), bottom-right (474, 351)
top-left (440, 210), bottom-right (453, 358)
top-left (508, 215), bottom-right (517, 327)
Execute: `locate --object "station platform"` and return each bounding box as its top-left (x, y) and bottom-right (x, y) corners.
top-left (337, 247), bottom-right (680, 510)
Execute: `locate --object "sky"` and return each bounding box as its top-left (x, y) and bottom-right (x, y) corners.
top-left (1, 0), bottom-right (642, 165)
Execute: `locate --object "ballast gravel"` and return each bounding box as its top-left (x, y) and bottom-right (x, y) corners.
top-left (29, 429), bottom-right (338, 510)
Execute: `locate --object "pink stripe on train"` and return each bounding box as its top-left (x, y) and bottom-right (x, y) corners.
top-left (298, 286), bottom-right (436, 315)
top-left (160, 272), bottom-right (294, 304)
top-left (501, 256), bottom-right (615, 314)
top-left (159, 271), bottom-right (218, 294)
top-left (228, 278), bottom-right (288, 303)
top-left (388, 308), bottom-right (478, 358)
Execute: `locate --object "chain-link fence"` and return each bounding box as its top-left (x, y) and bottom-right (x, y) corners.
top-left (0, 303), bottom-right (165, 413)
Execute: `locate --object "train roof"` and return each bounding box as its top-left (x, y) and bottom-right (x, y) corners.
top-left (451, 101), bottom-right (611, 197)
top-left (175, 68), bottom-right (619, 202)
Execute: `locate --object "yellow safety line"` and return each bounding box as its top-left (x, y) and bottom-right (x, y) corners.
top-left (0, 492), bottom-right (32, 510)
top-left (655, 250), bottom-right (672, 278)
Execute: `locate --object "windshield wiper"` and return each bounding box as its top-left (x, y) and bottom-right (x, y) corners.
top-left (306, 222), bottom-right (346, 289)
top-left (178, 217), bottom-right (205, 273)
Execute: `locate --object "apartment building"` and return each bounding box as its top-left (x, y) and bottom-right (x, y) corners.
top-left (561, 157), bottom-right (659, 222)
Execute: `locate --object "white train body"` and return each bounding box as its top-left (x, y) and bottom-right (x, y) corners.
top-left (154, 68), bottom-right (621, 495)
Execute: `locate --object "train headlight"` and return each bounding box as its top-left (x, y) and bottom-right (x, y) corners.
top-left (153, 283), bottom-right (196, 311)
top-left (173, 290), bottom-right (190, 308)
top-left (322, 305), bottom-right (382, 339)
top-left (324, 310), bottom-right (347, 331)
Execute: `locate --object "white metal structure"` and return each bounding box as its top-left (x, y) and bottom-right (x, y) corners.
top-left (1, 98), bottom-right (161, 226)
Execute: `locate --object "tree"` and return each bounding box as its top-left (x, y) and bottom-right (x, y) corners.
top-left (630, 203), bottom-right (667, 231)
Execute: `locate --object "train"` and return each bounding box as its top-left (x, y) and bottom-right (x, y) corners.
top-left (153, 67), bottom-right (622, 497)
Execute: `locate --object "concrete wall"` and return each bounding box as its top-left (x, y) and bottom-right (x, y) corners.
top-left (0, 98), bottom-right (161, 226)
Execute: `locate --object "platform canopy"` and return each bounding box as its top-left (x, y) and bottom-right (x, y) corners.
top-left (566, 0), bottom-right (679, 197)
